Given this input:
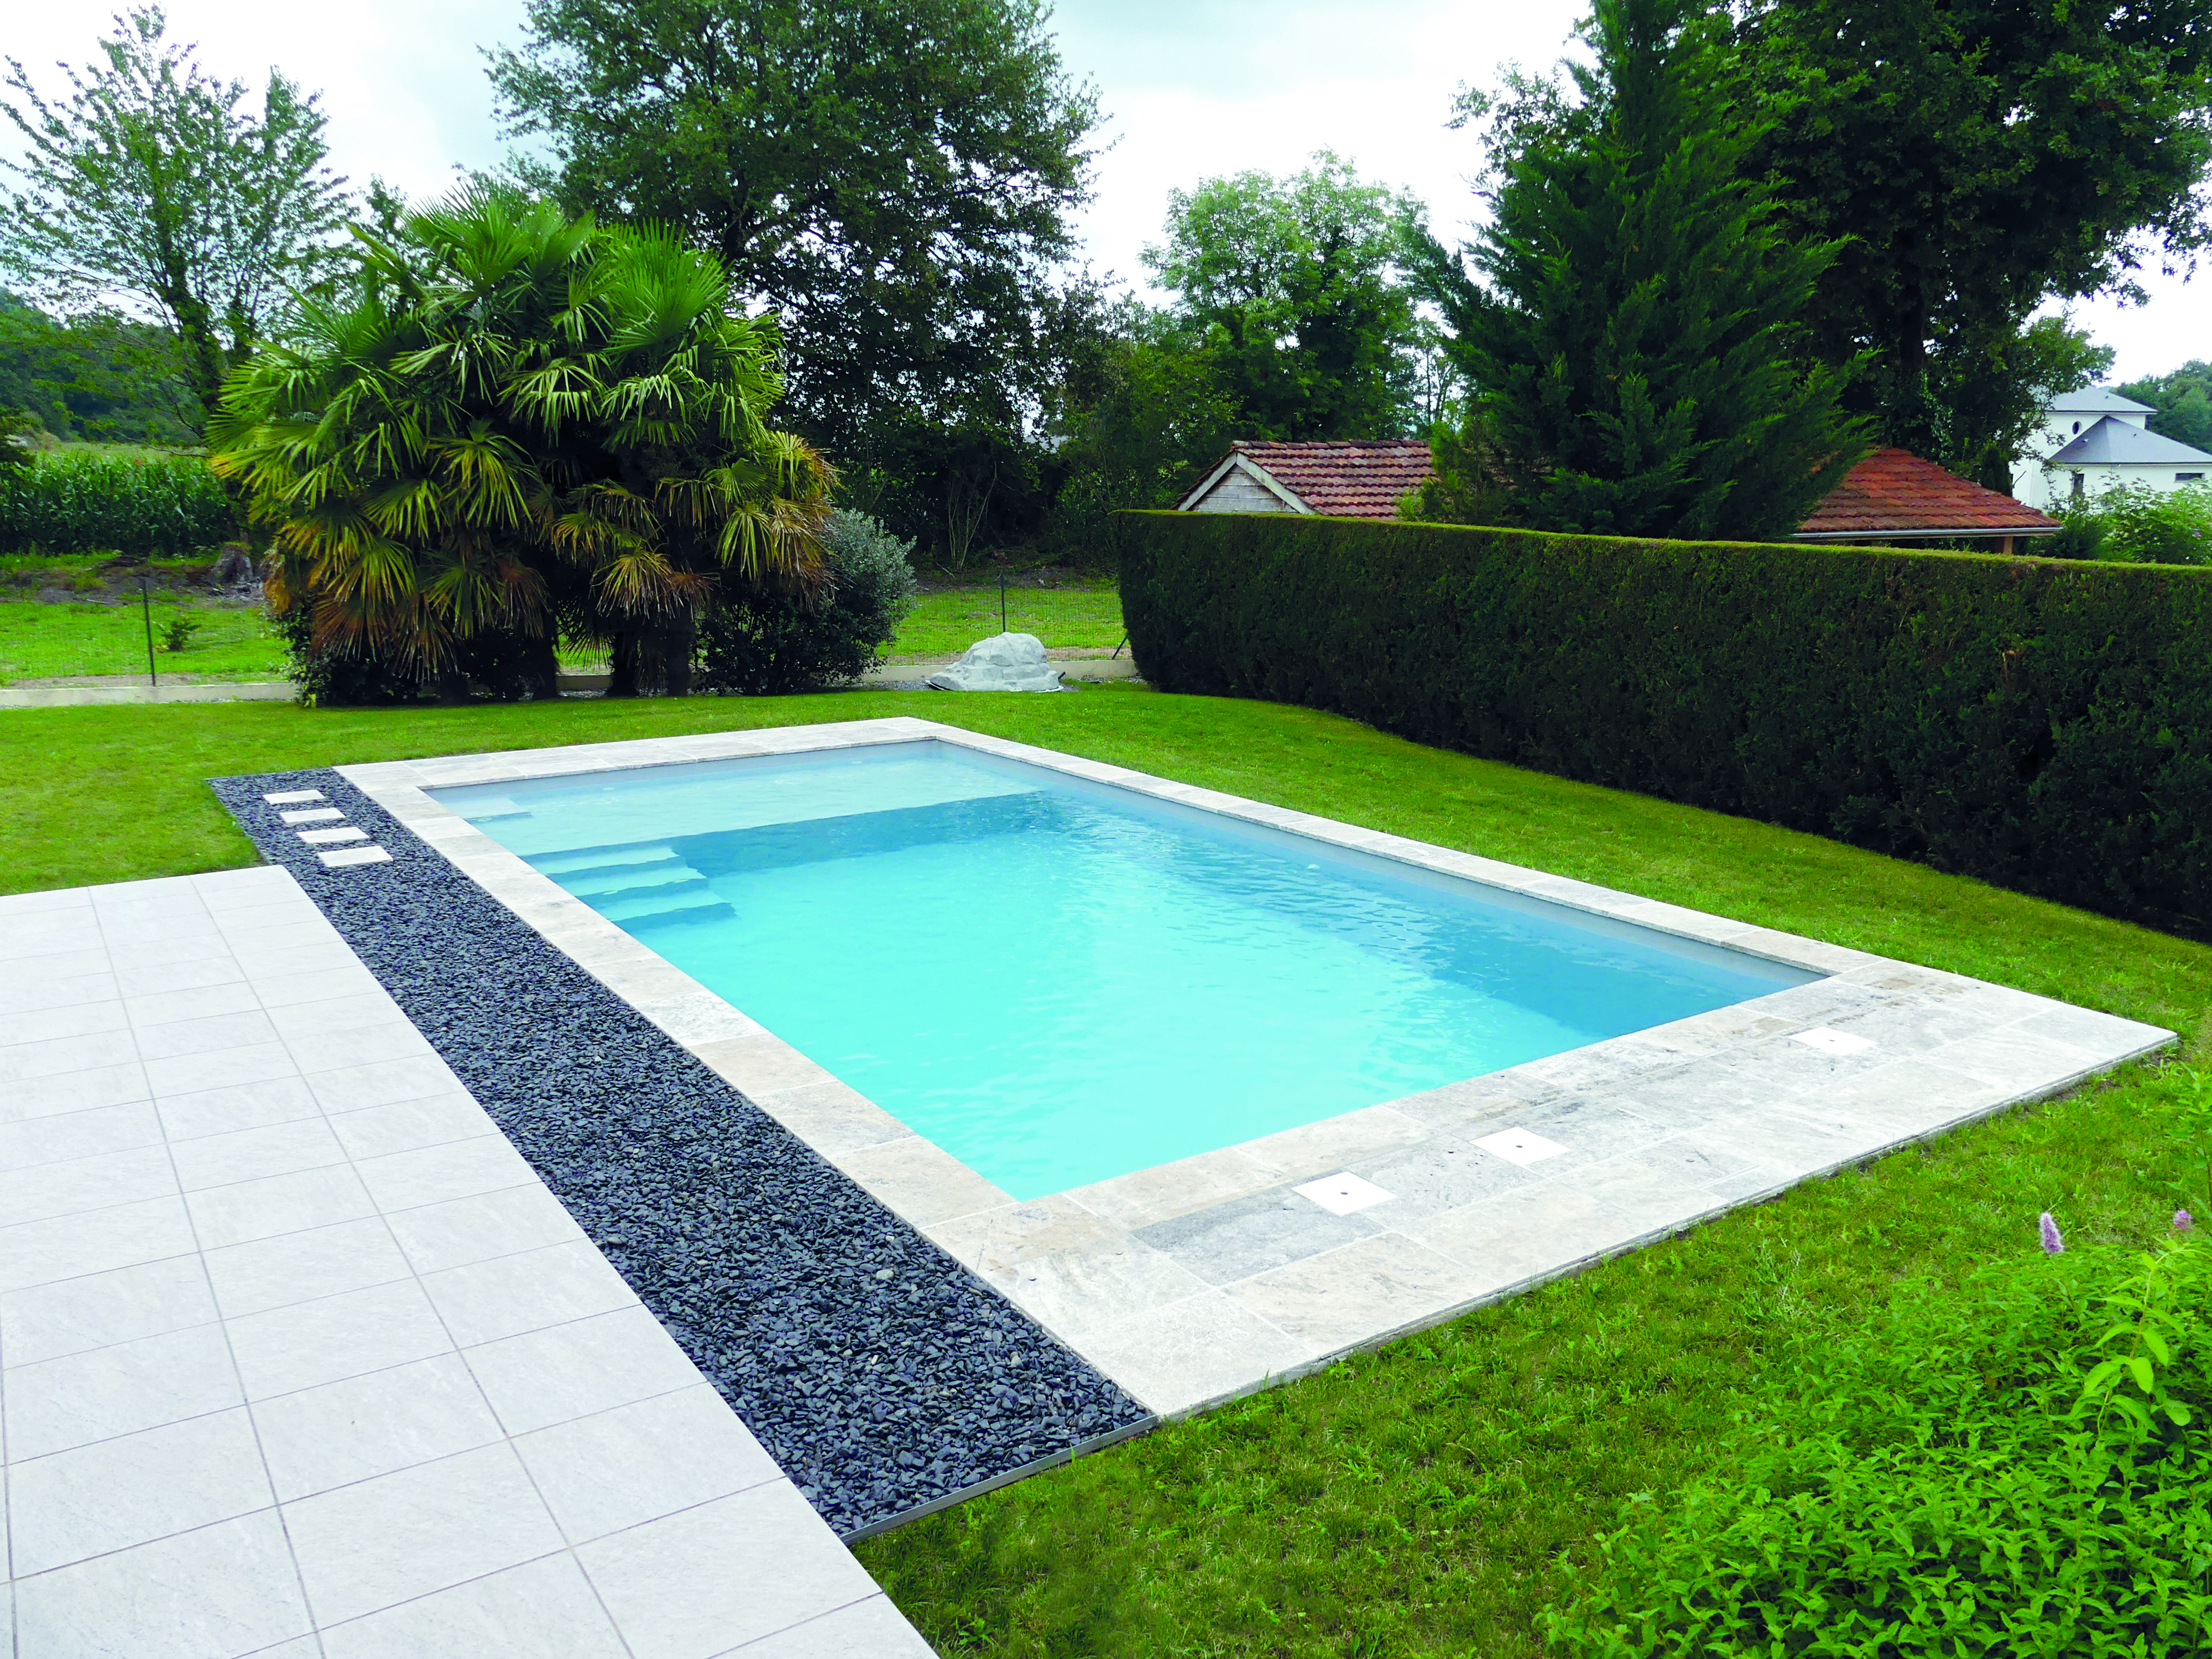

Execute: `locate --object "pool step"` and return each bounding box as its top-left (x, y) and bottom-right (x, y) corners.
top-left (531, 844), bottom-right (681, 880)
top-left (597, 882), bottom-right (734, 926)
top-left (530, 842), bottom-right (735, 927)
top-left (561, 859), bottom-right (697, 898)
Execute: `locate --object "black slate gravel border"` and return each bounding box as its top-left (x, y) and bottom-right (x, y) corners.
top-left (211, 766), bottom-right (1151, 1538)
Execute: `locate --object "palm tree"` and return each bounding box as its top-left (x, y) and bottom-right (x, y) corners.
top-left (210, 186), bottom-right (833, 699)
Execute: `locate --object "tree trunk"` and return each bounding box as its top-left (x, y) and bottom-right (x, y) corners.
top-left (659, 614), bottom-right (698, 698)
top-left (607, 633), bottom-right (641, 698)
top-left (523, 633), bottom-right (560, 701)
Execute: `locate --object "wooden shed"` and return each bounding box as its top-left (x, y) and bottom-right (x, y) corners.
top-left (1177, 440), bottom-right (1436, 519)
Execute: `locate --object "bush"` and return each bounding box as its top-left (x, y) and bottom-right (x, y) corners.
top-left (2043, 507), bottom-right (2109, 560)
top-left (695, 508), bottom-right (918, 693)
top-left (2091, 483), bottom-right (2212, 566)
top-left (0, 447), bottom-right (235, 555)
top-left (1117, 512), bottom-right (2212, 934)
top-left (1550, 1227), bottom-right (2212, 1657)
top-left (273, 608), bottom-right (549, 706)
top-left (0, 407), bottom-right (44, 474)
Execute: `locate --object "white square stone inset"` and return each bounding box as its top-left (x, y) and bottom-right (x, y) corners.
top-left (1291, 1172), bottom-right (1395, 1216)
top-left (1791, 1026), bottom-right (1876, 1056)
top-left (320, 846), bottom-right (393, 868)
top-left (264, 790), bottom-right (326, 805)
top-left (1474, 1128), bottom-right (1568, 1166)
top-left (280, 808), bottom-right (344, 825)
top-left (297, 826), bottom-right (367, 846)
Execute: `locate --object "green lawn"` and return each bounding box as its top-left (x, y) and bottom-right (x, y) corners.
top-left (0, 597), bottom-right (289, 684)
top-left (890, 580), bottom-right (1124, 659)
top-left (96, 579), bottom-right (1133, 675)
top-left (4, 686), bottom-right (2200, 1656)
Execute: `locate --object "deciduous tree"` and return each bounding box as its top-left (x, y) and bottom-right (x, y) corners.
top-left (0, 7), bottom-right (351, 429)
top-left (1736, 0), bottom-right (2212, 480)
top-left (486, 0), bottom-right (1099, 458)
top-left (1145, 152), bottom-right (1432, 441)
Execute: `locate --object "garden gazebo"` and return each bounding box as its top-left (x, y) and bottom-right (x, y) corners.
top-left (1794, 448), bottom-right (2059, 556)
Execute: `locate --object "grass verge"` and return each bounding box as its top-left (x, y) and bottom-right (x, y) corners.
top-left (890, 580), bottom-right (1123, 659)
top-left (4, 685), bottom-right (2202, 1655)
top-left (0, 596), bottom-right (286, 684)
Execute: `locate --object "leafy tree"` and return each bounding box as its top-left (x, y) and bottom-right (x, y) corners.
top-left (0, 291), bottom-right (197, 444)
top-left (210, 188), bottom-right (832, 701)
top-left (1931, 312), bottom-right (2111, 493)
top-left (1047, 299), bottom-right (1244, 530)
top-left (2119, 360), bottom-right (2212, 453)
top-left (1735, 0), bottom-right (2212, 481)
top-left (1409, 0), bottom-right (1864, 540)
top-left (485, 0), bottom-right (1099, 456)
top-left (0, 7), bottom-right (352, 428)
top-left (1145, 152), bottom-right (1432, 442)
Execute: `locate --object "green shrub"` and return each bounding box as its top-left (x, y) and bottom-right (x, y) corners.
top-left (273, 608), bottom-right (549, 706)
top-left (2043, 507), bottom-right (2110, 560)
top-left (696, 508), bottom-right (919, 693)
top-left (0, 408), bottom-right (43, 474)
top-left (1550, 1224), bottom-right (2212, 1657)
top-left (2091, 483), bottom-right (2212, 566)
top-left (1117, 512), bottom-right (2212, 934)
top-left (0, 448), bottom-right (234, 556)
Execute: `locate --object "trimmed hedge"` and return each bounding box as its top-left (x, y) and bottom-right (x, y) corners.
top-left (1117, 511), bottom-right (2212, 935)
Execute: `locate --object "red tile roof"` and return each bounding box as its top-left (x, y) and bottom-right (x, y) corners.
top-left (1197, 440), bottom-right (1436, 519)
top-left (1798, 448), bottom-right (2057, 538)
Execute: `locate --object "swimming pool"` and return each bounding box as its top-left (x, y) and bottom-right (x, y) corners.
top-left (434, 741), bottom-right (1817, 1198)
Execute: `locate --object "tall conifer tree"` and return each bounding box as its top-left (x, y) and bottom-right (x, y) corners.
top-left (1410, 0), bottom-right (1865, 540)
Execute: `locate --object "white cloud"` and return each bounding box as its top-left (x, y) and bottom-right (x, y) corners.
top-left (4, 0), bottom-right (520, 202)
top-left (1057, 0), bottom-right (1587, 288)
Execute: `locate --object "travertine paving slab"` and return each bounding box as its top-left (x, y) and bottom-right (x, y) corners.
top-left (0, 869), bottom-right (933, 1658)
top-left (340, 717), bottom-right (2174, 1420)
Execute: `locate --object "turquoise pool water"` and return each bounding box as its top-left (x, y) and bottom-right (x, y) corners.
top-left (434, 742), bottom-right (1815, 1199)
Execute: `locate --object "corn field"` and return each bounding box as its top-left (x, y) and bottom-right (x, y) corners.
top-left (0, 450), bottom-right (237, 557)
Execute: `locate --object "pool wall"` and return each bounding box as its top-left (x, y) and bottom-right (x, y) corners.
top-left (330, 717), bottom-right (2172, 1420)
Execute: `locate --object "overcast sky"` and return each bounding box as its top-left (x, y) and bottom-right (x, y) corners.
top-left (6, 0), bottom-right (2203, 380)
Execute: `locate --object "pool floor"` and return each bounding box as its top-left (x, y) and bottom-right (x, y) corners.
top-left (438, 745), bottom-right (1809, 1197)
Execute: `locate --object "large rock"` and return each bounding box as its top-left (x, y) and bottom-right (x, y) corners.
top-left (925, 632), bottom-right (1066, 692)
top-left (208, 543), bottom-right (264, 598)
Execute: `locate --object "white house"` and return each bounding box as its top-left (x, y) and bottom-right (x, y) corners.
top-left (2011, 387), bottom-right (2212, 511)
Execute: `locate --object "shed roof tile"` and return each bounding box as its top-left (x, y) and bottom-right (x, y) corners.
top-left (1185, 440), bottom-right (1436, 519)
top-left (1797, 448), bottom-right (2057, 538)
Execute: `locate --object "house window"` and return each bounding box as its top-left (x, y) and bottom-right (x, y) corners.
top-left (2071, 471), bottom-right (2085, 499)
top-left (2179, 473), bottom-right (2204, 483)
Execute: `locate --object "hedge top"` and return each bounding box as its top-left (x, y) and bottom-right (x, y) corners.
top-left (1117, 509), bottom-right (2212, 936)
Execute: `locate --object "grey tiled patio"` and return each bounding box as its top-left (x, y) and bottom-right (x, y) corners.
top-left (0, 868), bottom-right (932, 1658)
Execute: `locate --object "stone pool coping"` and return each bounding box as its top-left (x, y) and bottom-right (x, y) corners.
top-left (341, 716), bottom-right (2175, 1418)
